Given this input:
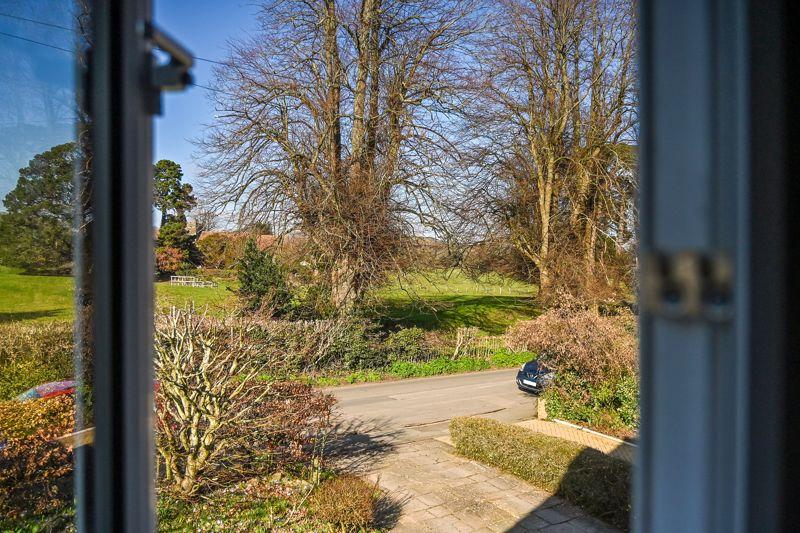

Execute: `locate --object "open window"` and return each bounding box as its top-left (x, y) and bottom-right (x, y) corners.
top-left (0, 0), bottom-right (797, 531)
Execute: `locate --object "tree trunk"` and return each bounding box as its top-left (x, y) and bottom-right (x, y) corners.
top-left (584, 206), bottom-right (598, 275)
top-left (351, 0), bottom-right (378, 164)
top-left (330, 257), bottom-right (359, 309)
top-left (365, 0), bottom-right (381, 168)
top-left (537, 157), bottom-right (556, 297)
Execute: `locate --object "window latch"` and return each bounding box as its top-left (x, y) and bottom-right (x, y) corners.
top-left (643, 251), bottom-right (733, 322)
top-left (141, 21), bottom-right (193, 115)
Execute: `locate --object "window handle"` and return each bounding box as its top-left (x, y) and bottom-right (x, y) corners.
top-left (141, 21), bottom-right (193, 114)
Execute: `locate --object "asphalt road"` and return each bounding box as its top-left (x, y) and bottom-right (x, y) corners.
top-left (328, 368), bottom-right (537, 444)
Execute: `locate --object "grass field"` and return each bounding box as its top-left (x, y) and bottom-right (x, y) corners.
top-left (374, 269), bottom-right (539, 334)
top-left (1, 266), bottom-right (538, 333)
top-left (0, 266), bottom-right (234, 323)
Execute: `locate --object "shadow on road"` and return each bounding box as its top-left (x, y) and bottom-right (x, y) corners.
top-left (325, 414), bottom-right (403, 473)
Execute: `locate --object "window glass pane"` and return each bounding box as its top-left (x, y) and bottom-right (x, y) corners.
top-left (0, 1), bottom-right (87, 529)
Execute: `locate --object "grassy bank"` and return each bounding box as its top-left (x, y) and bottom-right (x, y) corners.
top-left (374, 269), bottom-right (538, 334)
top-left (1, 266), bottom-right (538, 333)
top-left (0, 266), bottom-right (74, 323)
top-left (303, 350), bottom-right (534, 387)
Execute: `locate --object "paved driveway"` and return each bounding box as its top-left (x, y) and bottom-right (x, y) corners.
top-left (327, 370), bottom-right (618, 532)
top-left (329, 368), bottom-right (536, 443)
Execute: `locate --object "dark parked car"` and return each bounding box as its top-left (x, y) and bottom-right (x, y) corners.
top-left (516, 360), bottom-right (554, 394)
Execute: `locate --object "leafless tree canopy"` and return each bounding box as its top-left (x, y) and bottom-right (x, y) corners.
top-left (458, 0), bottom-right (637, 305)
top-left (199, 0), bottom-right (479, 308)
top-left (200, 0), bottom-right (638, 309)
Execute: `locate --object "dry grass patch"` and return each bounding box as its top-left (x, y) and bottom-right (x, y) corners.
top-left (310, 474), bottom-right (379, 531)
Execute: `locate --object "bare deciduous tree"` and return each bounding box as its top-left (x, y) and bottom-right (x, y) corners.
top-left (460, 0), bottom-right (637, 304)
top-left (190, 206), bottom-right (218, 236)
top-left (199, 0), bottom-right (478, 309)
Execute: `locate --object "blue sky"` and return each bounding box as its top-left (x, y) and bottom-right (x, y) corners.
top-left (0, 1), bottom-right (257, 200)
top-left (154, 1), bottom-right (259, 187)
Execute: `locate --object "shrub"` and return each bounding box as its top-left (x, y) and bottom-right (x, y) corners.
top-left (0, 395), bottom-right (74, 440)
top-left (489, 349), bottom-right (536, 367)
top-left (252, 319), bottom-right (343, 370)
top-left (155, 245), bottom-right (188, 275)
top-left (155, 308), bottom-right (267, 495)
top-left (421, 329), bottom-right (451, 356)
top-left (336, 321), bottom-right (386, 370)
top-left (0, 436), bottom-right (74, 524)
top-left (615, 374), bottom-right (639, 428)
top-left (0, 395), bottom-right (75, 524)
top-left (383, 327), bottom-right (431, 363)
top-left (235, 380), bottom-right (336, 475)
top-left (388, 356), bottom-right (490, 378)
top-left (543, 371), bottom-right (640, 435)
top-left (310, 474), bottom-right (378, 530)
top-left (506, 307), bottom-right (637, 386)
top-left (237, 238), bottom-right (292, 315)
top-left (507, 307), bottom-right (639, 432)
top-left (0, 321), bottom-right (73, 400)
top-left (154, 308), bottom-right (335, 496)
top-left (253, 317), bottom-right (383, 371)
top-left (450, 417), bottom-right (631, 530)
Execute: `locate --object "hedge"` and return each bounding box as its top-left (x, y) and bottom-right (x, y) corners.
top-left (449, 417), bottom-right (631, 530)
top-left (0, 321), bottom-right (73, 401)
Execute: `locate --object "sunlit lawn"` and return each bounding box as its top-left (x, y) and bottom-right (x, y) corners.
top-left (155, 281), bottom-right (236, 312)
top-left (1, 266), bottom-right (539, 333)
top-left (0, 266), bottom-right (235, 323)
top-left (373, 269), bottom-right (539, 334)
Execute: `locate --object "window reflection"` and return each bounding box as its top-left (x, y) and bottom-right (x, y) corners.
top-left (0, 1), bottom-right (87, 529)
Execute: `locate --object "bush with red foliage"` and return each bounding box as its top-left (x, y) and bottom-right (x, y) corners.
top-left (155, 245), bottom-right (187, 275)
top-left (221, 381), bottom-right (336, 475)
top-left (0, 396), bottom-right (74, 522)
top-left (505, 304), bottom-right (637, 386)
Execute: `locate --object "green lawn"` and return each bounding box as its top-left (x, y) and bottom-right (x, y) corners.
top-left (155, 281), bottom-right (236, 312)
top-left (1, 266), bottom-right (539, 333)
top-left (0, 266), bottom-right (234, 323)
top-left (0, 266), bottom-right (73, 322)
top-left (373, 269), bottom-right (539, 334)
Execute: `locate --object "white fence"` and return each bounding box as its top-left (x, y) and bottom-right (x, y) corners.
top-left (453, 327), bottom-right (508, 358)
top-left (169, 275), bottom-right (217, 288)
